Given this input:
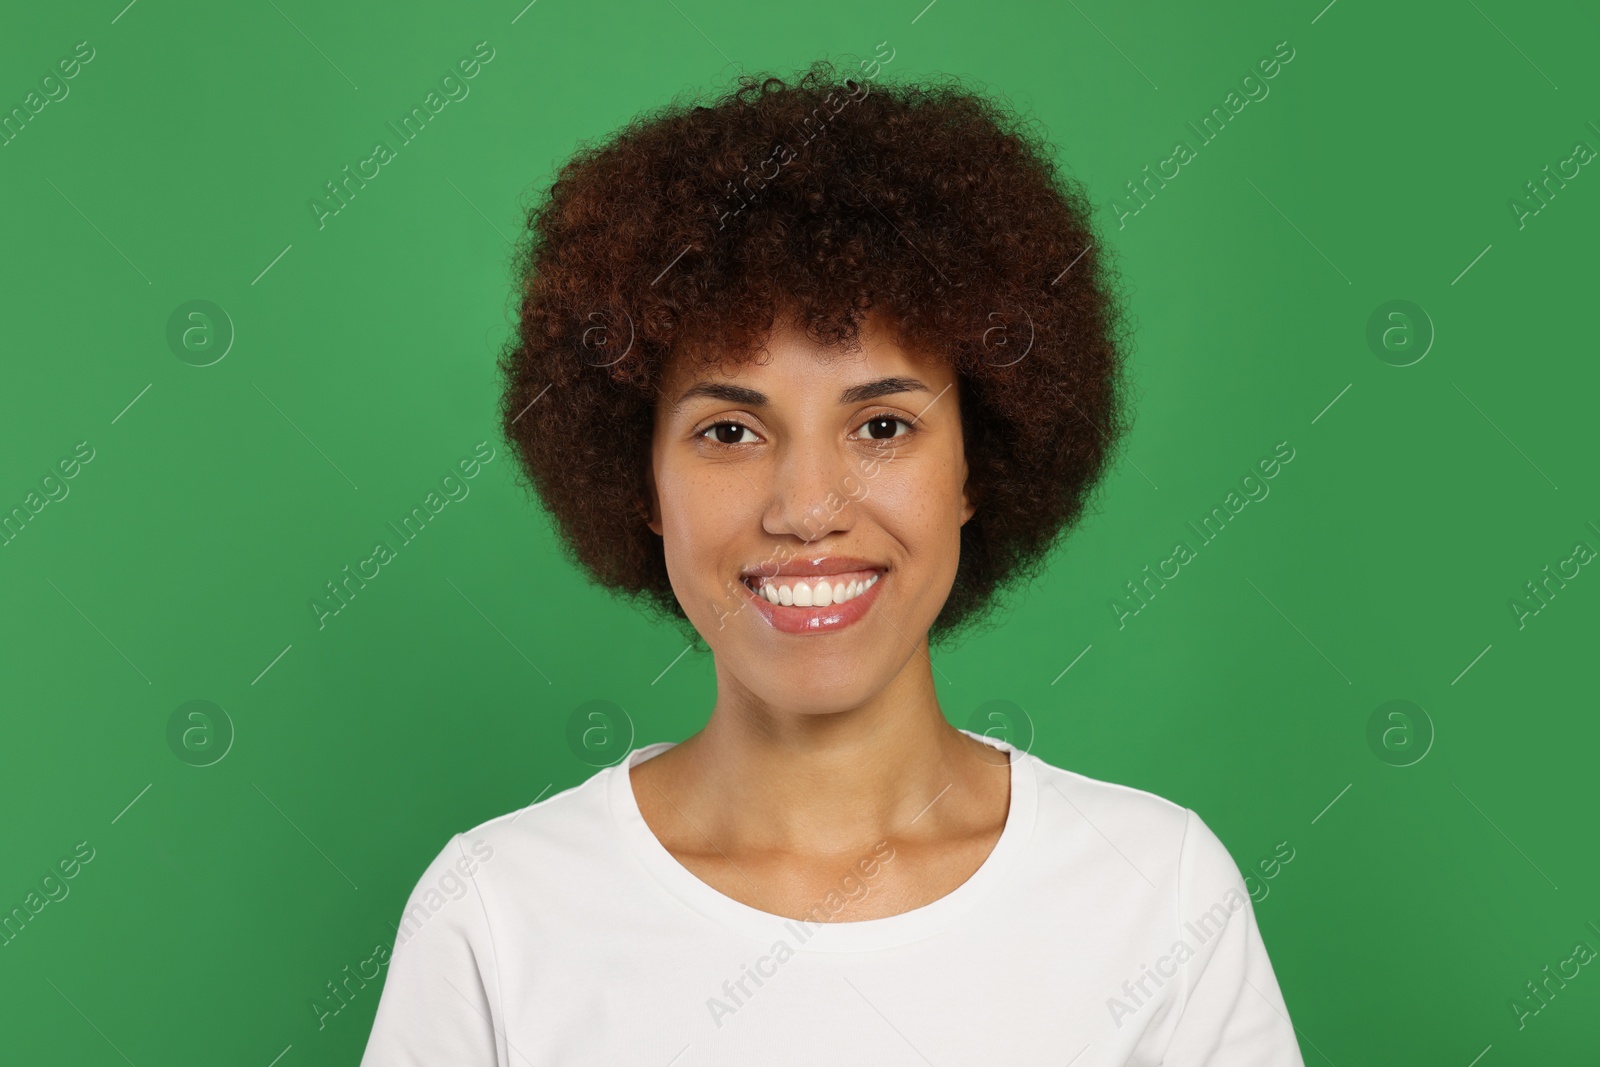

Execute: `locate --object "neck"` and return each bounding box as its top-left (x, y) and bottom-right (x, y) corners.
top-left (669, 643), bottom-right (988, 853)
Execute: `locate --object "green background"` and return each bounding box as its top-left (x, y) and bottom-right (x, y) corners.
top-left (2, 0), bottom-right (1596, 1062)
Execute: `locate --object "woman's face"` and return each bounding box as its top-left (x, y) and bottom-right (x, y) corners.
top-left (648, 314), bottom-right (974, 716)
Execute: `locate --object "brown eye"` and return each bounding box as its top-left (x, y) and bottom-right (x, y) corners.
top-left (858, 416), bottom-right (910, 441)
top-left (703, 422), bottom-right (756, 445)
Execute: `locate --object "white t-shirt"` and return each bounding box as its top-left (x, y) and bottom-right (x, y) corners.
top-left (360, 732), bottom-right (1305, 1065)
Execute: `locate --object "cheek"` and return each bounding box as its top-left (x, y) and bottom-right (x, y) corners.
top-left (662, 465), bottom-right (749, 528)
top-left (656, 466), bottom-right (754, 604)
top-left (863, 456), bottom-right (966, 569)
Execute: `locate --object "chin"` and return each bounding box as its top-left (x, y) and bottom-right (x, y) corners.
top-left (745, 675), bottom-right (891, 717)
top-left (763, 698), bottom-right (858, 718)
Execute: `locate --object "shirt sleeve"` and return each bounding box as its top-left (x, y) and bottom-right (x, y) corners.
top-left (360, 833), bottom-right (504, 1067)
top-left (1161, 809), bottom-right (1306, 1066)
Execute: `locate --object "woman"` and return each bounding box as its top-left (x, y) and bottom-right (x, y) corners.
top-left (361, 61), bottom-right (1304, 1065)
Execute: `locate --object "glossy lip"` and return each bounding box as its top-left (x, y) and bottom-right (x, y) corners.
top-left (740, 555), bottom-right (883, 580)
top-left (739, 557), bottom-right (887, 635)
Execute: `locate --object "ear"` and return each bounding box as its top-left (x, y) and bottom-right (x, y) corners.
top-left (643, 461), bottom-right (664, 536)
top-left (958, 458), bottom-right (977, 526)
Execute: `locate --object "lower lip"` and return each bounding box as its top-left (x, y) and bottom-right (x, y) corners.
top-left (741, 573), bottom-right (886, 635)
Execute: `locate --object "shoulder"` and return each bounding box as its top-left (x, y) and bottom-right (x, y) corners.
top-left (1027, 749), bottom-right (1191, 842)
top-left (1022, 750), bottom-right (1242, 891)
top-left (394, 764), bottom-right (619, 925)
top-left (447, 762), bottom-right (620, 881)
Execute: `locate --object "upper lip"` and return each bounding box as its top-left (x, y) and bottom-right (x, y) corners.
top-left (740, 555), bottom-right (886, 580)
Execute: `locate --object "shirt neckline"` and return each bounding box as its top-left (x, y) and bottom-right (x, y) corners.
top-left (607, 729), bottom-right (1038, 952)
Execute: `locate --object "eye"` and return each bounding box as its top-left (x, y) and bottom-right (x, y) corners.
top-left (701, 421), bottom-right (759, 445)
top-left (855, 416), bottom-right (912, 441)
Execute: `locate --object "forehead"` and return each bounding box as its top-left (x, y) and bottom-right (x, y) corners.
top-left (657, 314), bottom-right (956, 404)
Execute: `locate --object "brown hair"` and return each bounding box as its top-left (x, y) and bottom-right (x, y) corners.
top-left (497, 59), bottom-right (1132, 642)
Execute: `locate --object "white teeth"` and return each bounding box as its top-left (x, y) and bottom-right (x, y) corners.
top-left (751, 572), bottom-right (883, 608)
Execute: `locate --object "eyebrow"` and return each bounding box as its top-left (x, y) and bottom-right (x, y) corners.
top-left (675, 375), bottom-right (932, 408)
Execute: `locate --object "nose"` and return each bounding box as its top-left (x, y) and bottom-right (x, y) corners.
top-left (763, 432), bottom-right (857, 544)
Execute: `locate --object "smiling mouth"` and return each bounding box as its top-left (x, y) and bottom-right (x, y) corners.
top-left (741, 570), bottom-right (881, 607)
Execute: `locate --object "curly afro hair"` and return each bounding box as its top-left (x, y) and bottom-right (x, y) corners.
top-left (497, 59), bottom-right (1132, 642)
